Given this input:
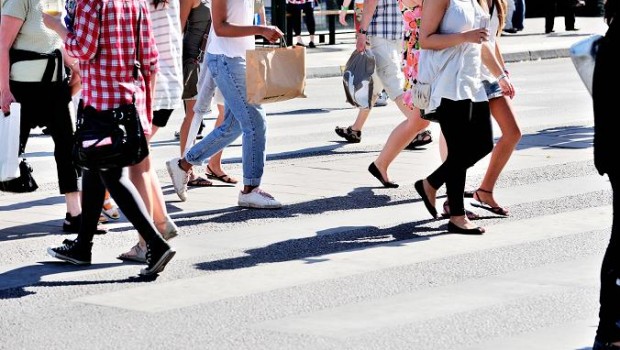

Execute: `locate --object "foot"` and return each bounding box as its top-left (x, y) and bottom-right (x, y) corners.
top-left (156, 216), bottom-right (179, 241)
top-left (166, 157), bottom-right (189, 201)
top-left (414, 179), bottom-right (437, 219)
top-left (238, 188), bottom-right (282, 209)
top-left (206, 164), bottom-right (239, 184)
top-left (472, 188), bottom-right (509, 216)
top-left (406, 129), bottom-right (433, 149)
top-left (441, 200), bottom-right (480, 220)
top-left (48, 239), bottom-right (92, 265)
top-left (503, 28), bottom-right (518, 34)
top-left (117, 243), bottom-right (147, 263)
top-left (334, 126), bottom-right (362, 143)
top-left (447, 221), bottom-right (485, 235)
top-left (187, 170), bottom-right (213, 187)
top-left (308, 41), bottom-right (316, 48)
top-left (63, 213), bottom-right (107, 234)
top-left (368, 162), bottom-right (398, 188)
top-left (566, 27), bottom-right (580, 31)
top-left (140, 240), bottom-right (176, 276)
top-left (374, 90), bottom-right (388, 107)
top-left (102, 193), bottom-right (120, 220)
top-left (545, 29), bottom-right (555, 34)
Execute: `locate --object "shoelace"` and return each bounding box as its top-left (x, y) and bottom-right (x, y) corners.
top-left (256, 189), bottom-right (275, 199)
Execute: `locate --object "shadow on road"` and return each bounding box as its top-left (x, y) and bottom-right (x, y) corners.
top-left (0, 262), bottom-right (157, 299)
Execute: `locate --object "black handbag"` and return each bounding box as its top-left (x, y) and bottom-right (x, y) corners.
top-left (0, 159), bottom-right (39, 193)
top-left (72, 9), bottom-right (149, 170)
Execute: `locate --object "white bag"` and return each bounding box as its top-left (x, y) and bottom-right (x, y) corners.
top-left (0, 103), bottom-right (21, 181)
top-left (569, 34), bottom-right (602, 96)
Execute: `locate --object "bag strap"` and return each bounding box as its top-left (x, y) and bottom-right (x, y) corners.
top-left (129, 4), bottom-right (143, 103)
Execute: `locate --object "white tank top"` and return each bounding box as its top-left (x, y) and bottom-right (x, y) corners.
top-left (207, 0), bottom-right (255, 58)
top-left (418, 0), bottom-right (488, 112)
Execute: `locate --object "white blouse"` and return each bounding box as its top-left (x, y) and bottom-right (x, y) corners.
top-left (418, 0), bottom-right (488, 112)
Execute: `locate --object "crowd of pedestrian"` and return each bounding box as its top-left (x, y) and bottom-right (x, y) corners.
top-left (1, 0), bottom-right (617, 345)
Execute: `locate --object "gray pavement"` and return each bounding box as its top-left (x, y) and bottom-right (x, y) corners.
top-left (0, 15), bottom-right (611, 350)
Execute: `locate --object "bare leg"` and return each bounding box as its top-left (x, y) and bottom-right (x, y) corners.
top-left (476, 96), bottom-right (521, 207)
top-left (180, 99), bottom-right (197, 157)
top-left (439, 130), bottom-right (448, 161)
top-left (373, 96), bottom-right (430, 182)
top-left (351, 108), bottom-right (371, 131)
top-left (207, 103), bottom-right (226, 175)
top-left (65, 191), bottom-right (81, 217)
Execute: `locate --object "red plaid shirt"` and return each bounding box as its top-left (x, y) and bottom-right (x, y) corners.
top-left (65, 0), bottom-right (159, 134)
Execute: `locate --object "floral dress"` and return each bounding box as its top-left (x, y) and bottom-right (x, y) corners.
top-left (399, 1), bottom-right (422, 109)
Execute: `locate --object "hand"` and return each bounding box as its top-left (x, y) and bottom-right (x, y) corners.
top-left (0, 88), bottom-right (16, 117)
top-left (498, 76), bottom-right (515, 99)
top-left (260, 25), bottom-right (284, 43)
top-left (42, 13), bottom-right (63, 32)
top-left (339, 11), bottom-right (348, 26)
top-left (355, 33), bottom-right (367, 52)
top-left (464, 28), bottom-right (489, 44)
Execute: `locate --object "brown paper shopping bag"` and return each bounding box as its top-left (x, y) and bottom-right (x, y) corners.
top-left (246, 45), bottom-right (306, 104)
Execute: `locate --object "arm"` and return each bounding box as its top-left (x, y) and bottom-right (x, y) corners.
top-left (179, 0), bottom-right (196, 32)
top-left (481, 42), bottom-right (514, 98)
top-left (0, 15), bottom-right (22, 116)
top-left (43, 1), bottom-right (100, 60)
top-left (211, 0), bottom-right (282, 41)
top-left (339, 0), bottom-right (352, 26)
top-left (355, 0), bottom-right (378, 52)
top-left (419, 0), bottom-right (488, 50)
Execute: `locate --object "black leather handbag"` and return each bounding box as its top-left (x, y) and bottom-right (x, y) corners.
top-left (72, 9), bottom-right (149, 170)
top-left (0, 159), bottom-right (39, 193)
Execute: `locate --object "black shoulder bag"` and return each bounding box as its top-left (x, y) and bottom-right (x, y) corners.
top-left (73, 9), bottom-right (149, 170)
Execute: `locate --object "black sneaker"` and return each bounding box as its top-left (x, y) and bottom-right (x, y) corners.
top-left (334, 126), bottom-right (362, 143)
top-left (47, 240), bottom-right (92, 265)
top-left (308, 41), bottom-right (316, 48)
top-left (63, 213), bottom-right (107, 235)
top-left (139, 240), bottom-right (176, 276)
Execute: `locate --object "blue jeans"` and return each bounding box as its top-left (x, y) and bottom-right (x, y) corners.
top-left (185, 54), bottom-right (267, 187)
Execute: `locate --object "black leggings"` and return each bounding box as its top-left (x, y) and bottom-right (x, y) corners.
top-left (287, 2), bottom-right (316, 36)
top-left (10, 80), bottom-right (80, 194)
top-left (427, 99), bottom-right (493, 216)
top-left (78, 167), bottom-right (163, 245)
top-left (544, 0), bottom-right (576, 32)
top-left (596, 171), bottom-right (620, 343)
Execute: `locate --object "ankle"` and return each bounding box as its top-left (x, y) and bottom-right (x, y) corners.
top-left (243, 185), bottom-right (257, 194)
top-left (178, 159), bottom-right (192, 172)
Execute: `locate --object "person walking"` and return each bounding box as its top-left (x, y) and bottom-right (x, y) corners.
top-left (1, 0), bottom-right (87, 234)
top-left (287, 0), bottom-right (317, 47)
top-left (43, 0), bottom-right (175, 275)
top-left (118, 0), bottom-right (183, 262)
top-left (166, 0), bottom-right (284, 208)
top-left (545, 0), bottom-right (579, 33)
top-left (592, 1), bottom-right (620, 349)
top-left (414, 0), bottom-right (494, 235)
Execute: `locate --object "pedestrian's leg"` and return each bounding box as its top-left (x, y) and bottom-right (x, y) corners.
top-left (564, 0), bottom-right (576, 30)
top-left (302, 1), bottom-right (316, 43)
top-left (595, 172), bottom-right (620, 345)
top-left (545, 0), bottom-right (556, 33)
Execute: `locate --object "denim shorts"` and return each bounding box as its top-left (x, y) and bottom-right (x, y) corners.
top-left (482, 80), bottom-right (504, 99)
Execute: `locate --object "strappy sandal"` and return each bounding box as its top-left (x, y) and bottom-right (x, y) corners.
top-left (205, 165), bottom-right (238, 184)
top-left (406, 129), bottom-right (433, 149)
top-left (102, 191), bottom-right (120, 220)
top-left (117, 243), bottom-right (147, 263)
top-left (441, 200), bottom-right (480, 220)
top-left (472, 188), bottom-right (510, 216)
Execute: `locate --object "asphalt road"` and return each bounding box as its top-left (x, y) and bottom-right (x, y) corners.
top-left (0, 57), bottom-right (609, 350)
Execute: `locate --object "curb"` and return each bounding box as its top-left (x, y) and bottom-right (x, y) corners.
top-left (307, 49), bottom-right (571, 79)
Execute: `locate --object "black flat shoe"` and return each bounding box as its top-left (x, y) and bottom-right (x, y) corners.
top-left (414, 180), bottom-right (437, 218)
top-left (447, 221), bottom-right (485, 235)
top-left (368, 162), bottom-right (399, 188)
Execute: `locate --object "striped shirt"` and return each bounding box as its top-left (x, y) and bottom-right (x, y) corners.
top-left (149, 0), bottom-right (184, 111)
top-left (368, 0), bottom-right (402, 41)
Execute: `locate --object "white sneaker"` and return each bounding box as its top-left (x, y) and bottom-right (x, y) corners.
top-left (238, 188), bottom-right (282, 209)
top-left (166, 158), bottom-right (189, 202)
top-left (374, 90), bottom-right (388, 107)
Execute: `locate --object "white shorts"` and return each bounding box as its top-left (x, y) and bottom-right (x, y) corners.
top-left (368, 36), bottom-right (405, 101)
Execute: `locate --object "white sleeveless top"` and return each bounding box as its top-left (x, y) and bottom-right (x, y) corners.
top-left (207, 0), bottom-right (255, 58)
top-left (480, 3), bottom-right (500, 82)
top-left (418, 0), bottom-right (488, 112)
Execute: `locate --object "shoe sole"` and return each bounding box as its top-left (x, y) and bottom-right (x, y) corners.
top-left (238, 202), bottom-right (282, 209)
top-left (165, 160), bottom-right (187, 202)
top-left (47, 248), bottom-right (91, 265)
top-left (140, 249), bottom-right (176, 276)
